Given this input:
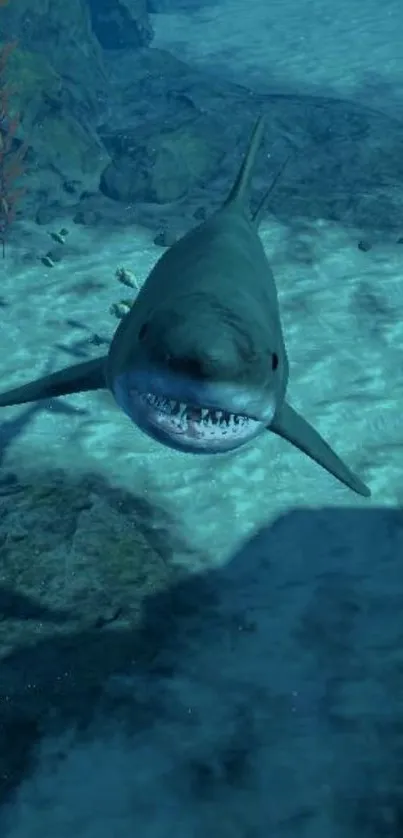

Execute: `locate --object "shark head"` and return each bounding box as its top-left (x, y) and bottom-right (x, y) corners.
top-left (109, 295), bottom-right (286, 454)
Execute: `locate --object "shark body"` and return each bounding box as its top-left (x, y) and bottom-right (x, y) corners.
top-left (0, 118), bottom-right (370, 497)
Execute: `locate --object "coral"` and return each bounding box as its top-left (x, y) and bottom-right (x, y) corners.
top-left (0, 41), bottom-right (27, 256)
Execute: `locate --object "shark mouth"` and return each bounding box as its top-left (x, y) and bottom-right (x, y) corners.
top-left (134, 390), bottom-right (264, 452)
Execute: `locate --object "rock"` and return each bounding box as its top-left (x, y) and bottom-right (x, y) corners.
top-left (35, 205), bottom-right (60, 226)
top-left (73, 208), bottom-right (100, 226)
top-left (41, 247), bottom-right (63, 266)
top-left (0, 0), bottom-right (110, 217)
top-left (2, 0), bottom-right (106, 95)
top-left (0, 471), bottom-right (176, 801)
top-left (4, 46), bottom-right (110, 211)
top-left (100, 119), bottom-right (224, 203)
top-left (31, 111), bottom-right (109, 193)
top-left (88, 0), bottom-right (154, 49)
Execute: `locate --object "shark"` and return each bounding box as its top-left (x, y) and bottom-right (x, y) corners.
top-left (0, 117), bottom-right (370, 497)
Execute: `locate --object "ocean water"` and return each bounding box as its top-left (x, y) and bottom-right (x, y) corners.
top-left (1, 0), bottom-right (403, 834)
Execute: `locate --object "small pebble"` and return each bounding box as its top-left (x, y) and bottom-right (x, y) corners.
top-left (41, 248), bottom-right (63, 267)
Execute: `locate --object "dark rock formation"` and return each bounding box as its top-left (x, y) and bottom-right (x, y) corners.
top-left (100, 117), bottom-right (224, 203)
top-left (88, 0), bottom-right (154, 49)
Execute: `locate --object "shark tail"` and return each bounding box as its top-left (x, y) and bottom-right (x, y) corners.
top-left (0, 357), bottom-right (107, 407)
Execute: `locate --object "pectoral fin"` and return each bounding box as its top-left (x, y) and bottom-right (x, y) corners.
top-left (0, 357), bottom-right (107, 407)
top-left (270, 401), bottom-right (370, 497)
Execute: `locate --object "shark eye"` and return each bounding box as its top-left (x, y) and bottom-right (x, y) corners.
top-left (182, 357), bottom-right (204, 377)
top-left (271, 352), bottom-right (279, 371)
top-left (139, 323), bottom-right (149, 342)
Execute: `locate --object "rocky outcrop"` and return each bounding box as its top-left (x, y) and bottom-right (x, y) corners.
top-left (7, 46), bottom-right (109, 207)
top-left (2, 0), bottom-right (106, 96)
top-left (100, 117), bottom-right (224, 203)
top-left (88, 0), bottom-right (154, 49)
top-left (0, 469), bottom-right (178, 802)
top-left (0, 0), bottom-right (110, 217)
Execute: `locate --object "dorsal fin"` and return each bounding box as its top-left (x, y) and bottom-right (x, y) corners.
top-left (223, 116), bottom-right (265, 211)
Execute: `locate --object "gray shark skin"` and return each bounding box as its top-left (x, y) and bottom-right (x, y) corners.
top-left (0, 118), bottom-right (370, 497)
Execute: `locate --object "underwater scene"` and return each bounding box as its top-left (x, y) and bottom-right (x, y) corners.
top-left (0, 0), bottom-right (402, 834)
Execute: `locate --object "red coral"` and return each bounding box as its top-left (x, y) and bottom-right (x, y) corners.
top-left (0, 41), bottom-right (28, 256)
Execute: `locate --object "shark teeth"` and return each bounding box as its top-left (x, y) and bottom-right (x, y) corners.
top-left (139, 392), bottom-right (251, 428)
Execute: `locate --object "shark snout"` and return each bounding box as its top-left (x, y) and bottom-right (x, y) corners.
top-left (152, 333), bottom-right (240, 383)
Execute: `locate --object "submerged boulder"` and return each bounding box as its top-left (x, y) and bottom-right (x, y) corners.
top-left (100, 119), bottom-right (224, 203)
